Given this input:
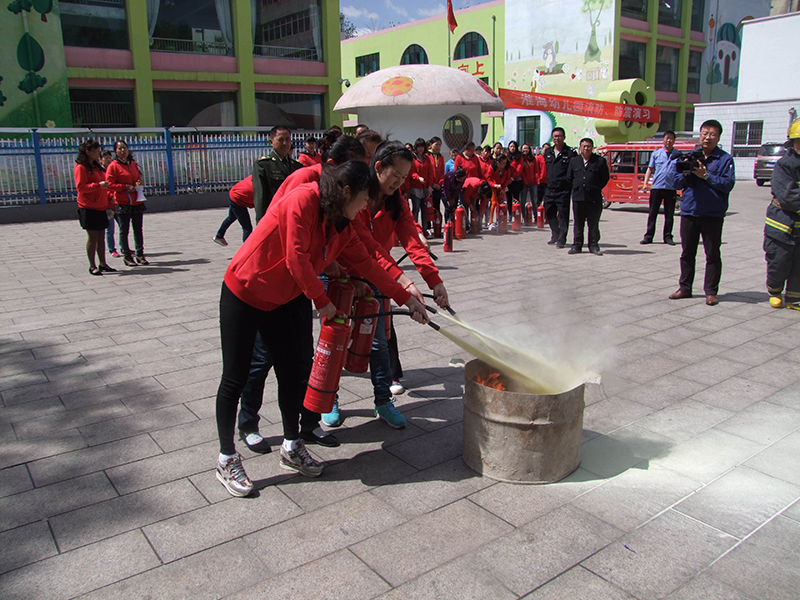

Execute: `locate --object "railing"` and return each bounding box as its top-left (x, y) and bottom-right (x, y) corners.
top-left (0, 127), bottom-right (324, 206)
top-left (253, 44), bottom-right (318, 61)
top-left (150, 37), bottom-right (233, 56)
top-left (71, 102), bottom-right (136, 128)
top-left (60, 0), bottom-right (125, 6)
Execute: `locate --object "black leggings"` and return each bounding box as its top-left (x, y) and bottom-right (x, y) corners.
top-left (216, 284), bottom-right (318, 454)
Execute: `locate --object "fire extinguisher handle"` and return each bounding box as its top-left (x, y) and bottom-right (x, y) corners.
top-left (419, 294), bottom-right (456, 316)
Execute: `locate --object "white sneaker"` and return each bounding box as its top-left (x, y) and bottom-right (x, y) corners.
top-left (390, 380), bottom-right (405, 395)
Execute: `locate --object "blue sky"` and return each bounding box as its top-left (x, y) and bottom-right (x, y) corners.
top-left (341, 0), bottom-right (496, 36)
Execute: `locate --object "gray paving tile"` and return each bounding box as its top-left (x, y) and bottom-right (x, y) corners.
top-left (143, 486), bottom-right (302, 563)
top-left (27, 434), bottom-right (163, 487)
top-left (383, 422), bottom-right (463, 470)
top-left (521, 566), bottom-right (637, 599)
top-left (635, 399), bottom-right (735, 442)
top-left (468, 504), bottom-right (623, 596)
top-left (616, 374), bottom-right (707, 410)
top-left (57, 376), bottom-right (164, 410)
top-left (0, 430), bottom-right (86, 470)
top-left (228, 548), bottom-right (390, 600)
top-left (664, 572), bottom-right (758, 600)
top-left (0, 530), bottom-right (160, 600)
top-left (149, 415), bottom-right (218, 453)
top-left (580, 425), bottom-right (675, 479)
top-left (12, 400), bottom-right (132, 440)
top-left (583, 509), bottom-right (737, 599)
top-left (743, 431), bottom-right (800, 486)
top-left (689, 376), bottom-right (780, 412)
top-left (583, 396), bottom-right (654, 435)
top-left (672, 356), bottom-right (752, 386)
top-left (674, 466), bottom-right (800, 538)
top-left (0, 372), bottom-right (108, 405)
top-left (0, 521), bottom-right (57, 575)
top-left (714, 400), bottom-right (800, 445)
top-left (351, 498), bottom-right (513, 587)
top-left (706, 516), bottom-right (800, 600)
top-left (613, 354), bottom-right (687, 384)
top-left (0, 464), bottom-right (33, 498)
top-left (79, 404), bottom-right (197, 446)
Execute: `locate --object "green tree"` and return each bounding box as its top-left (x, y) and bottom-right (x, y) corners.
top-left (582, 0), bottom-right (612, 64)
top-left (340, 13), bottom-right (357, 39)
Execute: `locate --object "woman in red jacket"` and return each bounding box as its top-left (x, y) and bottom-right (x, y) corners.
top-left (106, 140), bottom-right (147, 267)
top-left (519, 143), bottom-right (540, 211)
top-left (487, 154), bottom-right (513, 225)
top-left (74, 139), bottom-right (116, 276)
top-left (214, 160), bottom-right (427, 497)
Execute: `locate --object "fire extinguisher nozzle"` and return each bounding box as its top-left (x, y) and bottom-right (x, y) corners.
top-left (428, 251), bottom-right (439, 261)
top-left (427, 321), bottom-right (440, 331)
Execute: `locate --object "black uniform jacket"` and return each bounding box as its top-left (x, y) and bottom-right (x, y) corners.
top-left (567, 153), bottom-right (610, 203)
top-left (543, 145), bottom-right (577, 199)
top-left (766, 149), bottom-right (800, 245)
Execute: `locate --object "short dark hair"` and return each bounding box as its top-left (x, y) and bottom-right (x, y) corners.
top-left (542, 142), bottom-right (551, 149)
top-left (663, 130), bottom-right (676, 139)
top-left (304, 136), bottom-right (317, 144)
top-left (478, 182), bottom-right (492, 198)
top-left (483, 145), bottom-right (492, 152)
top-left (552, 127), bottom-right (566, 136)
top-left (323, 135), bottom-right (366, 165)
top-left (414, 137), bottom-right (427, 150)
top-left (579, 137), bottom-right (594, 147)
top-left (428, 136), bottom-right (442, 145)
top-left (454, 167), bottom-right (467, 180)
top-left (269, 126), bottom-right (291, 138)
top-left (700, 119), bottom-right (723, 135)
top-left (464, 141), bottom-right (476, 150)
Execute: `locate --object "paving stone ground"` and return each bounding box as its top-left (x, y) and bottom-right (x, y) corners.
top-left (0, 180), bottom-right (798, 599)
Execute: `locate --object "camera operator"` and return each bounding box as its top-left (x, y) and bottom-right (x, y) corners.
top-left (640, 130), bottom-right (680, 245)
top-left (668, 119), bottom-right (736, 306)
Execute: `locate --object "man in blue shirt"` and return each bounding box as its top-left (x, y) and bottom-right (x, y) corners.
top-left (444, 148), bottom-right (458, 175)
top-left (668, 119), bottom-right (736, 306)
top-left (641, 130), bottom-right (680, 245)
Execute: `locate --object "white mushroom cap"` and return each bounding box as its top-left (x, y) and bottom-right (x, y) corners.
top-left (334, 64), bottom-right (506, 113)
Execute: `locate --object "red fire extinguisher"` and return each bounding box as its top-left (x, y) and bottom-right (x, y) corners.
top-left (433, 209), bottom-right (443, 238)
top-left (512, 200), bottom-right (522, 232)
top-left (443, 220), bottom-right (453, 252)
top-left (525, 201), bottom-right (533, 226)
top-left (303, 317), bottom-right (351, 414)
top-left (327, 278), bottom-right (354, 323)
top-left (498, 203), bottom-right (508, 234)
top-left (469, 208), bottom-right (480, 234)
top-left (424, 196), bottom-right (435, 229)
top-left (344, 295), bottom-right (380, 374)
top-left (536, 204), bottom-right (544, 228)
top-left (454, 206), bottom-right (466, 240)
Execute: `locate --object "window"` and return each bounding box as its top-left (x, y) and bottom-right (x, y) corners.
top-left (732, 121), bottom-right (763, 157)
top-left (400, 44), bottom-right (428, 65)
top-left (621, 0), bottom-right (648, 21)
top-left (655, 45), bottom-right (680, 92)
top-left (150, 0), bottom-right (234, 56)
top-left (687, 50), bottom-right (702, 94)
top-left (618, 40), bottom-right (646, 80)
top-left (658, 110), bottom-right (676, 133)
top-left (443, 115), bottom-right (473, 151)
top-left (691, 0), bottom-right (705, 32)
top-left (517, 116), bottom-right (541, 148)
top-left (685, 111), bottom-right (694, 132)
top-left (454, 32), bottom-right (488, 60)
top-left (254, 0), bottom-right (322, 61)
top-left (59, 0), bottom-right (129, 50)
top-left (154, 91), bottom-right (237, 127)
top-left (481, 124), bottom-right (489, 143)
top-left (255, 92), bottom-right (324, 129)
top-left (658, 0), bottom-right (683, 28)
top-left (70, 89), bottom-right (135, 127)
top-left (610, 151), bottom-right (636, 174)
top-left (356, 52), bottom-right (380, 77)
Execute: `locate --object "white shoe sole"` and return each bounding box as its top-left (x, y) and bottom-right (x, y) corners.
top-left (279, 458), bottom-right (323, 477)
top-left (216, 470), bottom-right (253, 497)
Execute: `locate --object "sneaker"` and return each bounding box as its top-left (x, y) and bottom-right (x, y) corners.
top-left (110, 251), bottom-right (121, 258)
top-left (279, 440), bottom-right (323, 477)
top-left (135, 255), bottom-right (149, 265)
top-left (321, 399), bottom-right (342, 427)
top-left (769, 296), bottom-right (784, 309)
top-left (239, 430), bottom-right (272, 454)
top-left (300, 428), bottom-right (340, 447)
top-left (123, 256), bottom-right (136, 267)
top-left (375, 400), bottom-right (406, 429)
top-left (390, 380), bottom-right (405, 395)
top-left (216, 454), bottom-right (254, 497)
top-left (213, 236), bottom-right (228, 246)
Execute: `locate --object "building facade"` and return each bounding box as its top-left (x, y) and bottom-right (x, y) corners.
top-left (340, 0), bottom-right (505, 144)
top-left (0, 0), bottom-right (343, 129)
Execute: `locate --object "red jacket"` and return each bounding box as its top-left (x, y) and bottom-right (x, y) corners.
top-left (479, 157), bottom-right (493, 181)
top-left (455, 154), bottom-right (481, 179)
top-left (536, 154), bottom-right (547, 184)
top-left (74, 164), bottom-right (108, 211)
top-left (488, 166), bottom-right (513, 190)
top-left (462, 177), bottom-right (486, 208)
top-left (273, 163), bottom-right (323, 205)
top-left (426, 152), bottom-right (445, 187)
top-left (408, 154), bottom-right (432, 190)
top-left (348, 194), bottom-right (442, 290)
top-left (105, 159), bottom-right (143, 206)
top-left (519, 157), bottom-right (538, 186)
top-left (507, 154), bottom-right (523, 180)
top-left (224, 183), bottom-right (411, 313)
top-left (230, 175), bottom-right (255, 209)
top-left (297, 151), bottom-right (322, 168)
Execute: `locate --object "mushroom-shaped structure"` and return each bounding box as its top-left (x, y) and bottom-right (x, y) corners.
top-left (334, 64), bottom-right (505, 153)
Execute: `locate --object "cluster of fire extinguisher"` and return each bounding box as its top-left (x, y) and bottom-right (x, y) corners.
top-left (303, 277), bottom-right (389, 415)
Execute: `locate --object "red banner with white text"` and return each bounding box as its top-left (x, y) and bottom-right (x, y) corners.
top-left (499, 89), bottom-right (660, 124)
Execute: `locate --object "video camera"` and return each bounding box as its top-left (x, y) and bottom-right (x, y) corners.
top-left (674, 150), bottom-right (705, 174)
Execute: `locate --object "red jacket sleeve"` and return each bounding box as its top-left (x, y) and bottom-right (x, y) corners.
top-left (75, 164), bottom-right (101, 194)
top-left (395, 201), bottom-right (442, 289)
top-left (336, 230), bottom-right (412, 306)
top-left (347, 211), bottom-right (404, 280)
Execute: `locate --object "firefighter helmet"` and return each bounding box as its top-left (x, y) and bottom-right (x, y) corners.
top-left (789, 117), bottom-right (800, 141)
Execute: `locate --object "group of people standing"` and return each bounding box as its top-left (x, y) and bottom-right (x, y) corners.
top-left (74, 139), bottom-right (148, 275)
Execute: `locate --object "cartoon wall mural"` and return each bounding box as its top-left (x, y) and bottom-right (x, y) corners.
top-left (0, 0), bottom-right (71, 127)
top-left (504, 0), bottom-right (615, 145)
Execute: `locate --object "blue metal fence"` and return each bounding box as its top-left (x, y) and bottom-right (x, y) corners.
top-left (0, 127), bottom-right (324, 206)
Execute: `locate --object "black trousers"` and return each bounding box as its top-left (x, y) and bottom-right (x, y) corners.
top-left (506, 180), bottom-right (523, 215)
top-left (764, 237), bottom-right (800, 303)
top-left (544, 192), bottom-right (570, 244)
top-left (387, 318), bottom-right (402, 380)
top-left (571, 200), bottom-right (602, 250)
top-left (678, 215), bottom-right (724, 296)
top-left (216, 284), bottom-right (318, 455)
top-left (116, 205), bottom-right (145, 258)
top-left (644, 189), bottom-right (677, 242)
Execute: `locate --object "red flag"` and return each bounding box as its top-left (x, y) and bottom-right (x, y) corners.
top-left (447, 0), bottom-right (458, 33)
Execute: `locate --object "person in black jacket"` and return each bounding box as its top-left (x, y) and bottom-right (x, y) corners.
top-left (567, 138), bottom-right (610, 255)
top-left (542, 128), bottom-right (577, 247)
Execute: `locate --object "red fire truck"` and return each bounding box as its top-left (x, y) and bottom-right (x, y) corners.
top-left (597, 141), bottom-right (696, 209)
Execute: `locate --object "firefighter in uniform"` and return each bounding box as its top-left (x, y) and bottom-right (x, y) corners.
top-left (764, 117), bottom-right (800, 310)
top-left (542, 127), bottom-right (577, 247)
top-left (252, 126), bottom-right (302, 223)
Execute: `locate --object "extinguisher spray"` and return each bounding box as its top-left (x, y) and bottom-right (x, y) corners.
top-left (303, 317), bottom-right (351, 414)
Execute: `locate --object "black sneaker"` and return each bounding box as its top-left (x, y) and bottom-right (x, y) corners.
top-left (300, 429), bottom-right (340, 448)
top-left (239, 430), bottom-right (272, 454)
